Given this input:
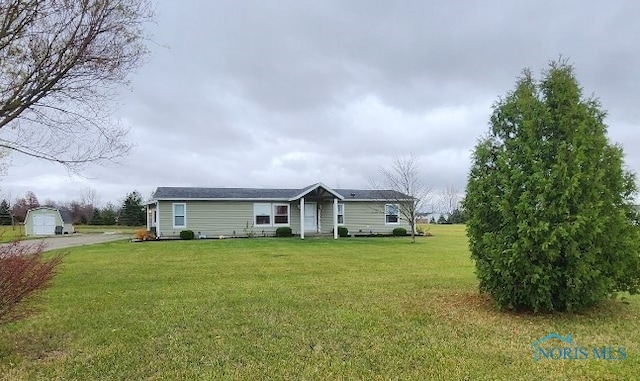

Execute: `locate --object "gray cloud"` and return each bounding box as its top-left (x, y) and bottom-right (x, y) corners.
top-left (3, 0), bottom-right (640, 205)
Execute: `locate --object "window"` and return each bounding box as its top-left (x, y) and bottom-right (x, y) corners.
top-left (173, 203), bottom-right (186, 228)
top-left (337, 203), bottom-right (345, 224)
top-left (273, 204), bottom-right (289, 225)
top-left (385, 204), bottom-right (399, 224)
top-left (254, 203), bottom-right (271, 225)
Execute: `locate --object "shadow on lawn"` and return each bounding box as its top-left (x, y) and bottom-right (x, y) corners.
top-left (406, 290), bottom-right (637, 324)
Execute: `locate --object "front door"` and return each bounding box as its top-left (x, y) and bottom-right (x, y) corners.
top-left (304, 203), bottom-right (317, 232)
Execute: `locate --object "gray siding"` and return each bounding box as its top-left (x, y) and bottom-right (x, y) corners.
top-left (157, 200), bottom-right (301, 238)
top-left (156, 199), bottom-right (411, 238)
top-left (339, 201), bottom-right (412, 234)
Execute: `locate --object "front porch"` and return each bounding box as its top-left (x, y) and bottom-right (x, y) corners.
top-left (289, 183), bottom-right (344, 239)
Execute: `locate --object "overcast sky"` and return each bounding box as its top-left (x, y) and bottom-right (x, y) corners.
top-left (3, 1), bottom-right (640, 208)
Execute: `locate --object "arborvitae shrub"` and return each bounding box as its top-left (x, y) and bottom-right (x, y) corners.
top-left (464, 61), bottom-right (640, 313)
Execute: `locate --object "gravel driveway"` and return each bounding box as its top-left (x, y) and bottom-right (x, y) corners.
top-left (29, 233), bottom-right (131, 251)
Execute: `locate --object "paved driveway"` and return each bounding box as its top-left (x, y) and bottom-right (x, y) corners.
top-left (30, 233), bottom-right (131, 251)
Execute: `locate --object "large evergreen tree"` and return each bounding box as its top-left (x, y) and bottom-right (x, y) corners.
top-left (89, 208), bottom-right (103, 226)
top-left (464, 61), bottom-right (640, 312)
top-left (101, 203), bottom-right (118, 226)
top-left (119, 191), bottom-right (146, 226)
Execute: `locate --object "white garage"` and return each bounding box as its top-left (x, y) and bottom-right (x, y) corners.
top-left (25, 207), bottom-right (75, 236)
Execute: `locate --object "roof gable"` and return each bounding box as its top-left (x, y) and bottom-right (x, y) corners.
top-left (289, 183), bottom-right (344, 201)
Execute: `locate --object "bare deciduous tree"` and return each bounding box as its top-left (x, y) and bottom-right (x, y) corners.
top-left (371, 154), bottom-right (431, 243)
top-left (80, 187), bottom-right (100, 209)
top-left (11, 191), bottom-right (40, 222)
top-left (0, 0), bottom-right (153, 169)
top-left (437, 186), bottom-right (463, 216)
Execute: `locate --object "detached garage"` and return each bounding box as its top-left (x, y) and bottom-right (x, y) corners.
top-left (25, 207), bottom-right (75, 236)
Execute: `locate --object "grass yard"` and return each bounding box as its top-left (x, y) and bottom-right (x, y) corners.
top-left (0, 225), bottom-right (638, 380)
top-left (0, 225), bottom-right (27, 242)
top-left (0, 225), bottom-right (144, 243)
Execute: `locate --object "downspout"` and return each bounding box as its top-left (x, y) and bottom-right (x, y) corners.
top-left (156, 201), bottom-right (160, 238)
top-left (333, 198), bottom-right (338, 239)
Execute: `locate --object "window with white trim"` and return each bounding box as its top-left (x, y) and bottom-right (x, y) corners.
top-left (337, 203), bottom-right (345, 224)
top-left (254, 203), bottom-right (271, 225)
top-left (273, 204), bottom-right (289, 225)
top-left (385, 204), bottom-right (399, 224)
top-left (173, 203), bottom-right (186, 228)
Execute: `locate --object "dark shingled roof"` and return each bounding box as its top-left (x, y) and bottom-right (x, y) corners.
top-left (334, 189), bottom-right (412, 200)
top-left (58, 209), bottom-right (74, 224)
top-left (153, 185), bottom-right (412, 201)
top-left (153, 187), bottom-right (300, 199)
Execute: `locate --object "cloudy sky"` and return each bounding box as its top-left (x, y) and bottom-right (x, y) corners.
top-left (3, 1), bottom-right (640, 208)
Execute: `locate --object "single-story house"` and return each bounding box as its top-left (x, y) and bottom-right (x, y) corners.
top-left (25, 207), bottom-right (75, 236)
top-left (147, 183), bottom-right (413, 239)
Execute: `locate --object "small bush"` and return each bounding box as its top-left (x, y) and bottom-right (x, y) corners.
top-left (392, 227), bottom-right (407, 236)
top-left (179, 230), bottom-right (195, 240)
top-left (0, 241), bottom-right (63, 324)
top-left (275, 227), bottom-right (293, 237)
top-left (338, 226), bottom-right (349, 237)
top-left (135, 229), bottom-right (154, 241)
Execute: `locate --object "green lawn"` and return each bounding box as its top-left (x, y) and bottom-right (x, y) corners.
top-left (0, 225), bottom-right (27, 242)
top-left (1, 225), bottom-right (638, 380)
top-left (0, 225), bottom-right (144, 243)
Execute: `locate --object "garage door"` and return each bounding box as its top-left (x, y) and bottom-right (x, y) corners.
top-left (33, 215), bottom-right (56, 235)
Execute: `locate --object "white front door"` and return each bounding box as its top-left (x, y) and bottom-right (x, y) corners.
top-left (33, 215), bottom-right (56, 235)
top-left (304, 203), bottom-right (317, 232)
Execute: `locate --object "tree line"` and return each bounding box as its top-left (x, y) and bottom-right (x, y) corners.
top-left (0, 190), bottom-right (147, 226)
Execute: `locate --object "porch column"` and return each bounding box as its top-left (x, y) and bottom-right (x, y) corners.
top-left (333, 198), bottom-right (338, 239)
top-left (146, 204), bottom-right (150, 231)
top-left (155, 202), bottom-right (160, 237)
top-left (300, 197), bottom-right (305, 239)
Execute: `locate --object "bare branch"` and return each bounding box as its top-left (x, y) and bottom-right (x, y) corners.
top-left (0, 0), bottom-right (153, 167)
top-left (370, 154), bottom-right (432, 243)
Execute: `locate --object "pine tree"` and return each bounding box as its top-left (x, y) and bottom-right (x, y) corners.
top-left (89, 208), bottom-right (103, 225)
top-left (0, 199), bottom-right (11, 225)
top-left (464, 60), bottom-right (640, 312)
top-left (119, 191), bottom-right (145, 226)
top-left (448, 209), bottom-right (465, 224)
top-left (101, 203), bottom-right (118, 226)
